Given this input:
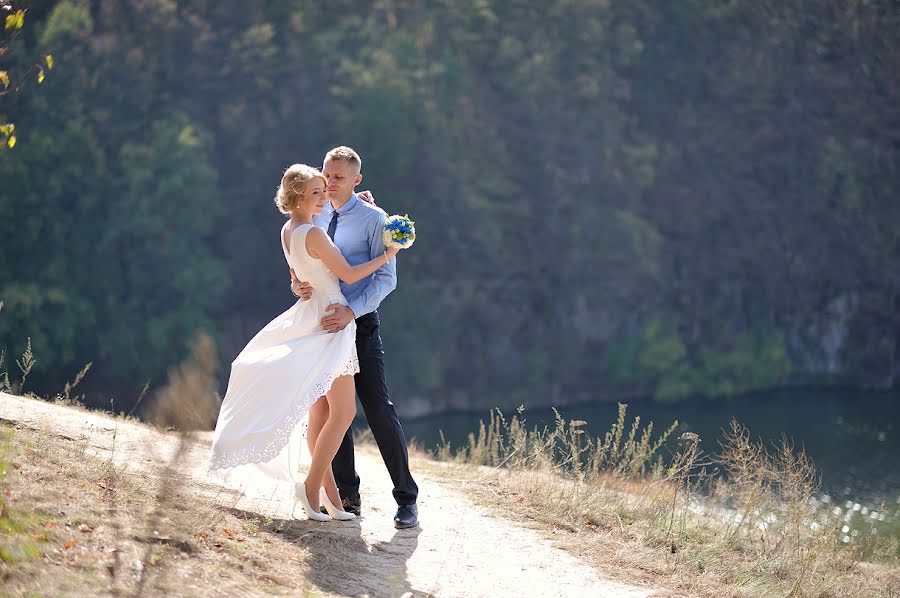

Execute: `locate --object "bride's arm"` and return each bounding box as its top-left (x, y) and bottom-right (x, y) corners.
top-left (306, 227), bottom-right (400, 284)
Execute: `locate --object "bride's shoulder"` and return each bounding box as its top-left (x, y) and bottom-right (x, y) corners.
top-left (286, 222), bottom-right (315, 236)
top-left (304, 225), bottom-right (328, 244)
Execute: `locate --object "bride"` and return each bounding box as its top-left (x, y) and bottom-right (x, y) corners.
top-left (208, 163), bottom-right (404, 521)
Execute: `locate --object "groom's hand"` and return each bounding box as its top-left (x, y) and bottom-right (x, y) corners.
top-left (358, 190), bottom-right (376, 205)
top-left (322, 304), bottom-right (355, 333)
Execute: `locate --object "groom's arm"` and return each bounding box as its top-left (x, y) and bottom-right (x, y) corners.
top-left (347, 212), bottom-right (397, 318)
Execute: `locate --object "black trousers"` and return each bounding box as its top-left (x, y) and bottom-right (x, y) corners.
top-left (331, 311), bottom-right (418, 506)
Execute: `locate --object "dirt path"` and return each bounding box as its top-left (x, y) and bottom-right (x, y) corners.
top-left (1, 392), bottom-right (656, 597)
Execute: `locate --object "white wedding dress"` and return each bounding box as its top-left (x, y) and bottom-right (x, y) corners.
top-left (207, 223), bottom-right (359, 486)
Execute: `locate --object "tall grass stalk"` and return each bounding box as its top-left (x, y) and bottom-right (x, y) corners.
top-left (15, 338), bottom-right (35, 391)
top-left (0, 346), bottom-right (8, 392)
top-left (52, 361), bottom-right (92, 406)
top-left (0, 337), bottom-right (37, 395)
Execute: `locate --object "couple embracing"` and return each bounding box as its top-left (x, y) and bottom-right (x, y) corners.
top-left (208, 146), bottom-right (419, 529)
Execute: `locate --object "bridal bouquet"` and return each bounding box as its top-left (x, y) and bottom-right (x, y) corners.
top-left (383, 214), bottom-right (416, 249)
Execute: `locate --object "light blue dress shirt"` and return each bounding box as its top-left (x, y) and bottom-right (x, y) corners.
top-left (312, 192), bottom-right (397, 318)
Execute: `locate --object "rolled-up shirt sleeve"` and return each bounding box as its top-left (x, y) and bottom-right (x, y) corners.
top-left (347, 211), bottom-right (397, 318)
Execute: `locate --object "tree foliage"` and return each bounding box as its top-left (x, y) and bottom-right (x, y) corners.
top-left (0, 0), bottom-right (897, 410)
top-left (0, 1), bottom-right (54, 148)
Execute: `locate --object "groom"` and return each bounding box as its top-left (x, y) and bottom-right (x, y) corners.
top-left (290, 146), bottom-right (419, 529)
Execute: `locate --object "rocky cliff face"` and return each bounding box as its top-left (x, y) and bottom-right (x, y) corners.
top-left (787, 291), bottom-right (899, 390)
top-left (788, 294), bottom-right (858, 377)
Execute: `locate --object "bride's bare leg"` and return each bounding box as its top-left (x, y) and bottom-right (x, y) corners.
top-left (304, 375), bottom-right (356, 506)
top-left (308, 398), bottom-right (342, 505)
top-left (307, 397), bottom-right (329, 458)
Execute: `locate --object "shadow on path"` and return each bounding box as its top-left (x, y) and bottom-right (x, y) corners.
top-left (227, 506), bottom-right (431, 597)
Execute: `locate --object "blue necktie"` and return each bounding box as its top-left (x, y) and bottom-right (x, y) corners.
top-left (327, 211), bottom-right (338, 241)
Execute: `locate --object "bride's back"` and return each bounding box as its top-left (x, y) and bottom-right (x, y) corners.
top-left (282, 223), bottom-right (343, 299)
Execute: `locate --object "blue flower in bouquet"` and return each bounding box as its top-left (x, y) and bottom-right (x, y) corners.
top-left (383, 214), bottom-right (416, 249)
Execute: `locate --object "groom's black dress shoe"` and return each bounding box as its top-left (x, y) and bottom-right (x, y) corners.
top-left (394, 504), bottom-right (418, 529)
top-left (342, 497), bottom-right (361, 516)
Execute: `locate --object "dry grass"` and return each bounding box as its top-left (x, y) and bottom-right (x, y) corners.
top-left (0, 334), bottom-right (365, 597)
top-left (0, 409), bottom-right (437, 597)
top-left (425, 405), bottom-right (900, 597)
top-left (0, 420), bottom-right (343, 597)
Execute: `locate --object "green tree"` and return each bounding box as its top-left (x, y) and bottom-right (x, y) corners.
top-left (95, 117), bottom-right (228, 382)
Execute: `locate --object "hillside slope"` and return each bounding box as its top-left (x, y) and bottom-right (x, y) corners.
top-left (0, 393), bottom-right (655, 597)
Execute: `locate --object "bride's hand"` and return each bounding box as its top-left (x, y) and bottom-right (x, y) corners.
top-left (291, 279), bottom-right (313, 300)
top-left (386, 246), bottom-right (401, 261)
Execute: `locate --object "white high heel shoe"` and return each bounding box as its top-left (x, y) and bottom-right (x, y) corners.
top-left (321, 488), bottom-right (357, 520)
top-left (292, 482), bottom-right (331, 522)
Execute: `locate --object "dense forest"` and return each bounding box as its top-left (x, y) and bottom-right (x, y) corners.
top-left (1, 0), bottom-right (898, 415)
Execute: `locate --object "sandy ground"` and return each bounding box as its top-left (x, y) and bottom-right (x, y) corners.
top-left (0, 392), bottom-right (658, 597)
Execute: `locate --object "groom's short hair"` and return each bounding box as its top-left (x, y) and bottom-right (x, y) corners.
top-left (325, 146), bottom-right (362, 172)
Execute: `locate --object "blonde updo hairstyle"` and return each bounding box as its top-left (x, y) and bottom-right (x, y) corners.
top-left (274, 164), bottom-right (326, 215)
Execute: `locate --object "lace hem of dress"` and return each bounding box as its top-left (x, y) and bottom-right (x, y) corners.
top-left (206, 350), bottom-right (360, 472)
